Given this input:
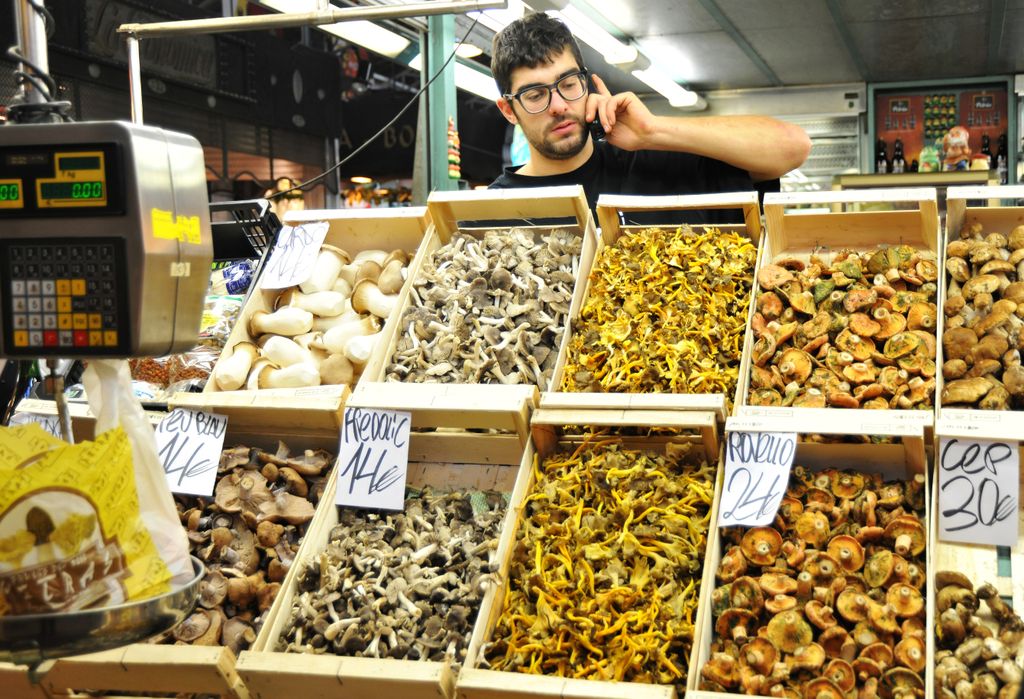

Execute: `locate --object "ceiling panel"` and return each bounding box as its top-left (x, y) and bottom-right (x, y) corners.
top-left (585, 0), bottom-right (721, 36)
top-left (717, 0), bottom-right (837, 30)
top-left (846, 15), bottom-right (990, 81)
top-left (837, 0), bottom-right (987, 23)
top-left (743, 26), bottom-right (861, 85)
top-left (638, 32), bottom-right (769, 89)
top-left (997, 9), bottom-right (1024, 71)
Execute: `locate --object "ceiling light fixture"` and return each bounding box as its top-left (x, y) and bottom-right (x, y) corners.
top-left (408, 54), bottom-right (500, 101)
top-left (260, 0), bottom-right (411, 58)
top-left (350, 175), bottom-right (373, 184)
top-left (455, 42), bottom-right (484, 58)
top-left (546, 6), bottom-right (636, 65)
top-left (631, 67), bottom-right (702, 108)
top-left (470, 0), bottom-right (525, 34)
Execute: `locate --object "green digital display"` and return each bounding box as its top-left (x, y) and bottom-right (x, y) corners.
top-left (40, 181), bottom-right (104, 200)
top-left (0, 183), bottom-right (18, 201)
top-left (59, 156), bottom-right (102, 171)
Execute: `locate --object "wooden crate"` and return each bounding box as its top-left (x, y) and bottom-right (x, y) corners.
top-left (205, 206), bottom-right (431, 394)
top-left (689, 415), bottom-right (932, 699)
top-left (362, 186), bottom-right (598, 393)
top-left (38, 398), bottom-right (346, 699)
top-left (736, 188), bottom-right (941, 432)
top-left (7, 398), bottom-right (165, 441)
top-left (457, 394), bottom-right (724, 699)
top-left (237, 383), bottom-right (537, 699)
top-left (937, 185), bottom-right (1024, 439)
top-left (548, 192), bottom-right (762, 411)
top-left (0, 662), bottom-right (49, 699)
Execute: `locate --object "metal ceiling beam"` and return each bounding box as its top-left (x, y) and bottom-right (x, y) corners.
top-left (695, 0), bottom-right (781, 87)
top-left (825, 0), bottom-right (867, 80)
top-left (987, 0), bottom-right (1007, 74)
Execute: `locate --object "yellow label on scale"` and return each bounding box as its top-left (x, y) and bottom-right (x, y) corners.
top-left (36, 151), bottom-right (108, 208)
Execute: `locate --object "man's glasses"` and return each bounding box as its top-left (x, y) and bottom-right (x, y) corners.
top-left (504, 71), bottom-right (588, 114)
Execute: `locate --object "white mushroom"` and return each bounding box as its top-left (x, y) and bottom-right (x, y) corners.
top-left (213, 342), bottom-right (258, 391)
top-left (278, 288), bottom-right (347, 317)
top-left (321, 315), bottom-right (379, 354)
top-left (259, 335), bottom-right (312, 368)
top-left (248, 307), bottom-right (314, 337)
top-left (352, 279), bottom-right (398, 320)
top-left (257, 362), bottom-right (320, 389)
top-left (299, 244), bottom-right (349, 294)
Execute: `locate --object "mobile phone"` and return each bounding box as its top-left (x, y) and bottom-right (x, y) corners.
top-left (587, 74), bottom-right (606, 142)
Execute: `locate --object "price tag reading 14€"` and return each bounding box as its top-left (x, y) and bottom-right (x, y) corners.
top-left (335, 407), bottom-right (411, 511)
top-left (155, 408), bottom-right (228, 497)
top-left (717, 431), bottom-right (797, 528)
top-left (938, 436), bottom-right (1019, 547)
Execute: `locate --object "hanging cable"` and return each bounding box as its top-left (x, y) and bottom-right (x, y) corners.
top-left (268, 14), bottom-right (481, 200)
top-left (3, 0), bottom-right (71, 123)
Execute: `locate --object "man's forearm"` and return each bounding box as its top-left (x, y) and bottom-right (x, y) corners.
top-left (640, 115), bottom-right (812, 182)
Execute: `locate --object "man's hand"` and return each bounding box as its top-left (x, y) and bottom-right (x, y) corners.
top-left (585, 74), bottom-right (655, 152)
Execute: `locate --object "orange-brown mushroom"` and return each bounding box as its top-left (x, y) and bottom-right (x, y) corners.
top-left (880, 667), bottom-right (923, 698)
top-left (718, 545), bottom-right (749, 583)
top-left (859, 641), bottom-right (894, 669)
top-left (778, 348), bottom-right (814, 384)
top-left (805, 599), bottom-right (838, 630)
top-left (740, 637), bottom-right (778, 676)
top-left (765, 610), bottom-right (813, 653)
top-left (819, 625), bottom-right (856, 660)
top-left (848, 312), bottom-right (882, 338)
top-left (835, 329), bottom-right (874, 361)
top-left (765, 594), bottom-right (798, 615)
top-left (760, 573), bottom-right (799, 597)
top-left (702, 652), bottom-right (740, 689)
top-left (716, 608), bottom-right (759, 643)
top-left (729, 576), bottom-right (765, 614)
top-left (836, 588), bottom-right (871, 622)
top-left (885, 583), bottom-right (923, 617)
top-left (803, 677), bottom-right (845, 699)
top-left (758, 264), bottom-right (795, 291)
top-left (827, 535), bottom-right (865, 573)
top-left (824, 658), bottom-right (857, 693)
top-left (790, 642), bottom-right (826, 673)
top-left (831, 471), bottom-right (866, 499)
top-left (863, 550), bottom-right (895, 588)
top-left (882, 516), bottom-right (925, 557)
top-left (741, 527), bottom-right (783, 566)
top-left (867, 601), bottom-right (899, 634)
top-left (893, 636), bottom-right (925, 673)
top-left (794, 511), bottom-right (831, 548)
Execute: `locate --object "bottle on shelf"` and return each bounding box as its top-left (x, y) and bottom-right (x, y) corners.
top-left (996, 133), bottom-right (1009, 184)
top-left (892, 138), bottom-right (906, 174)
top-left (980, 134), bottom-right (994, 170)
top-left (875, 138), bottom-right (889, 174)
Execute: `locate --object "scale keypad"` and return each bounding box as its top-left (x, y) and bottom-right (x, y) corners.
top-left (5, 240), bottom-right (124, 352)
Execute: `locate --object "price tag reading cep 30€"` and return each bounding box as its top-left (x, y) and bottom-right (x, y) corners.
top-left (939, 436), bottom-right (1019, 547)
top-left (336, 407), bottom-right (412, 511)
top-left (718, 431), bottom-right (797, 528)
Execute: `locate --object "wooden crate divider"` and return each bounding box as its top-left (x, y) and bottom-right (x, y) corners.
top-left (237, 385), bottom-right (536, 699)
top-left (737, 187), bottom-right (941, 434)
top-left (688, 418), bottom-right (931, 699)
top-left (0, 662), bottom-right (49, 699)
top-left (361, 185), bottom-right (598, 395)
top-left (546, 192), bottom-right (762, 406)
top-left (205, 206), bottom-right (432, 394)
top-left (42, 645), bottom-right (248, 699)
top-left (457, 397), bottom-right (724, 699)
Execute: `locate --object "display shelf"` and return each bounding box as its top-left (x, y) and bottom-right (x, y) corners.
top-left (458, 394), bottom-right (723, 699)
top-left (363, 185), bottom-right (598, 394)
top-left (690, 418), bottom-right (931, 699)
top-left (546, 192), bottom-right (761, 413)
top-left (238, 383), bottom-right (537, 699)
top-left (737, 187), bottom-right (940, 437)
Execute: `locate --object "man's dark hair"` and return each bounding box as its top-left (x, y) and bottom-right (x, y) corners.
top-left (490, 12), bottom-right (586, 97)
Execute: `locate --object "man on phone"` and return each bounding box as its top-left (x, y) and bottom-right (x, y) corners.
top-left (488, 12), bottom-right (811, 223)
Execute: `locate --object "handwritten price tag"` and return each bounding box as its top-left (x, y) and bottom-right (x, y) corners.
top-left (335, 407), bottom-right (411, 511)
top-left (155, 408), bottom-right (228, 496)
top-left (260, 221), bottom-right (329, 290)
top-left (8, 411), bottom-right (63, 438)
top-left (718, 431), bottom-right (796, 528)
top-left (939, 436), bottom-right (1019, 546)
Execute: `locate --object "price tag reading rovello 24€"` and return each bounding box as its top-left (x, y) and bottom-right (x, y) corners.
top-left (335, 407), bottom-right (411, 511)
top-left (939, 436), bottom-right (1019, 547)
top-left (718, 431), bottom-right (797, 528)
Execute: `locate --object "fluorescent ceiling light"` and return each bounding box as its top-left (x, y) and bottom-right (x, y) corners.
top-left (631, 67), bottom-right (700, 108)
top-left (548, 6), bottom-right (636, 65)
top-left (455, 43), bottom-right (484, 59)
top-left (471, 0), bottom-right (525, 33)
top-left (408, 54), bottom-right (500, 101)
top-left (260, 0), bottom-right (411, 58)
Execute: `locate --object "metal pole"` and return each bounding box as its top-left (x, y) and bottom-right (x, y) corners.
top-left (127, 35), bottom-right (144, 124)
top-left (117, 0), bottom-right (506, 38)
top-left (426, 15), bottom-right (458, 192)
top-left (14, 0), bottom-right (50, 104)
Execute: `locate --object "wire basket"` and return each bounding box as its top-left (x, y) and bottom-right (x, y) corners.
top-left (209, 198), bottom-right (281, 263)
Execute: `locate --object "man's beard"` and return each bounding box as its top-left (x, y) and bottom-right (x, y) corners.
top-left (529, 118), bottom-right (588, 160)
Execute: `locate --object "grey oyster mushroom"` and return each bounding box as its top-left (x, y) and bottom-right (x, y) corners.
top-left (278, 487), bottom-right (505, 663)
top-left (385, 228), bottom-right (581, 390)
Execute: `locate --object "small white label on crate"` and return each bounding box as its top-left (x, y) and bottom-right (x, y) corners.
top-left (155, 408), bottom-right (228, 496)
top-left (718, 431), bottom-right (797, 528)
top-left (336, 407), bottom-right (411, 511)
top-left (260, 221), bottom-right (330, 290)
top-left (938, 436), bottom-right (1019, 547)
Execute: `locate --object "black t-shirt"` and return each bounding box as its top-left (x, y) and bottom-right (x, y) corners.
top-left (489, 141), bottom-right (777, 225)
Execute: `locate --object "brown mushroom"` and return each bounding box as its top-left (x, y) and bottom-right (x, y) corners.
top-left (741, 527), bottom-right (783, 566)
top-left (836, 588), bottom-right (871, 622)
top-left (740, 637), bottom-right (778, 676)
top-left (779, 348), bottom-right (814, 384)
top-left (853, 656), bottom-right (885, 682)
top-left (718, 545), bottom-right (749, 582)
top-left (943, 327), bottom-right (979, 362)
top-left (827, 535), bottom-right (865, 573)
top-left (803, 677), bottom-right (845, 699)
top-left (824, 658), bottom-right (857, 693)
top-left (794, 511), bottom-right (831, 548)
top-left (880, 667), bottom-right (924, 698)
top-left (790, 642), bottom-right (826, 673)
top-left (805, 599), bottom-right (839, 630)
top-left (198, 569), bottom-right (228, 609)
top-left (729, 576), bottom-right (765, 614)
top-left (215, 471), bottom-right (273, 518)
top-left (716, 608), bottom-right (759, 643)
top-left (173, 608), bottom-right (224, 645)
top-left (221, 617), bottom-right (257, 656)
top-left (702, 652), bottom-right (740, 689)
top-left (820, 625), bottom-right (856, 660)
top-left (765, 610), bottom-right (813, 653)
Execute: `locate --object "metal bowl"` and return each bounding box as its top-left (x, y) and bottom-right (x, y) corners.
top-left (0, 555), bottom-right (204, 666)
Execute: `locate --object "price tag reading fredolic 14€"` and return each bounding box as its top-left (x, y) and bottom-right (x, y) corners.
top-left (335, 407), bottom-right (411, 511)
top-left (718, 431), bottom-right (797, 528)
top-left (155, 408), bottom-right (228, 497)
top-left (259, 221), bottom-right (330, 290)
top-left (939, 436), bottom-right (1019, 547)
